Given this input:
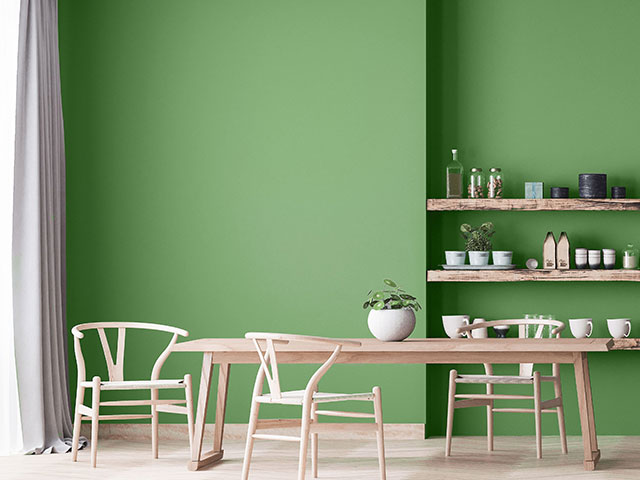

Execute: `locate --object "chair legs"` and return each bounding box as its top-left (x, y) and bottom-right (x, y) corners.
top-left (533, 371), bottom-right (542, 459)
top-left (553, 374), bottom-right (568, 454)
top-left (241, 398), bottom-right (261, 480)
top-left (445, 369), bottom-right (457, 457)
top-left (90, 376), bottom-right (101, 468)
top-left (297, 401), bottom-right (313, 480)
top-left (184, 374), bottom-right (195, 452)
top-left (151, 387), bottom-right (159, 459)
top-left (311, 403), bottom-right (318, 478)
top-left (372, 386), bottom-right (387, 480)
top-left (71, 386), bottom-right (85, 462)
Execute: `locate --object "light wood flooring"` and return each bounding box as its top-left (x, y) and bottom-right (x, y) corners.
top-left (3, 435), bottom-right (640, 479)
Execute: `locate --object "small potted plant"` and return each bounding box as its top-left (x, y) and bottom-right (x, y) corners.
top-left (461, 222), bottom-right (494, 266)
top-left (363, 279), bottom-right (421, 341)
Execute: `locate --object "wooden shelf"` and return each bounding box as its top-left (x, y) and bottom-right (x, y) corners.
top-left (611, 339), bottom-right (640, 350)
top-left (427, 198), bottom-right (640, 211)
top-left (427, 269), bottom-right (640, 282)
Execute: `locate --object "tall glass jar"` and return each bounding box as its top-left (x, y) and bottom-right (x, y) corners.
top-left (488, 167), bottom-right (504, 198)
top-left (468, 168), bottom-right (484, 198)
top-left (446, 149), bottom-right (463, 199)
top-left (623, 244), bottom-right (639, 269)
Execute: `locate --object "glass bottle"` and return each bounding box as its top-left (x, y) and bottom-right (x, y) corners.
top-left (468, 168), bottom-right (484, 198)
top-left (623, 244), bottom-right (639, 269)
top-left (446, 149), bottom-right (463, 199)
top-left (488, 167), bottom-right (504, 199)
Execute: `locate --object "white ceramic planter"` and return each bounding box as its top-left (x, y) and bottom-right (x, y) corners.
top-left (492, 251), bottom-right (513, 265)
top-left (445, 251), bottom-right (466, 265)
top-left (367, 308), bottom-right (416, 342)
top-left (468, 251), bottom-right (490, 266)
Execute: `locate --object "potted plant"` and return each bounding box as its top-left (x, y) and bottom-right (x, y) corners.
top-left (363, 279), bottom-right (421, 341)
top-left (460, 222), bottom-right (494, 266)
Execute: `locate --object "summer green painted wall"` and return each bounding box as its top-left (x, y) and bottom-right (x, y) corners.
top-left (427, 0), bottom-right (640, 436)
top-left (58, 0), bottom-right (426, 423)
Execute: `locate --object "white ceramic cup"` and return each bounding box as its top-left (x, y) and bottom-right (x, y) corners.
top-left (607, 318), bottom-right (631, 338)
top-left (492, 251), bottom-right (513, 266)
top-left (470, 318), bottom-right (488, 338)
top-left (442, 315), bottom-right (470, 338)
top-left (588, 250), bottom-right (601, 269)
top-left (445, 251), bottom-right (466, 266)
top-left (569, 318), bottom-right (593, 338)
top-left (575, 248), bottom-right (588, 255)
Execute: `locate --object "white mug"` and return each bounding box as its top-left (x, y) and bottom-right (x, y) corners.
top-left (470, 318), bottom-right (488, 338)
top-left (607, 318), bottom-right (631, 339)
top-left (442, 315), bottom-right (470, 338)
top-left (569, 318), bottom-right (593, 338)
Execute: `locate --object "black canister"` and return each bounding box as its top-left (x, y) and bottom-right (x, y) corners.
top-left (611, 186), bottom-right (626, 199)
top-left (550, 187), bottom-right (569, 198)
top-left (579, 173), bottom-right (607, 199)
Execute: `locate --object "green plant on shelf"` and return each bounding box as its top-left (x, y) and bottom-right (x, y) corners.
top-left (362, 279), bottom-right (422, 311)
top-left (460, 222), bottom-right (494, 251)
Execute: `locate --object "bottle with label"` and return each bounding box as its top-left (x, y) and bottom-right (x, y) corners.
top-left (557, 232), bottom-right (570, 269)
top-left (543, 232), bottom-right (557, 269)
top-left (446, 149), bottom-right (463, 199)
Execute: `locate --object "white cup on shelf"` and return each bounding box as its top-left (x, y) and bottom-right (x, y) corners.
top-left (607, 318), bottom-right (631, 339)
top-left (569, 318), bottom-right (593, 338)
top-left (442, 315), bottom-right (470, 338)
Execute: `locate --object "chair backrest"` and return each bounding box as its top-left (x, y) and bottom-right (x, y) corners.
top-left (71, 322), bottom-right (189, 384)
top-left (245, 332), bottom-right (361, 401)
top-left (457, 318), bottom-right (566, 376)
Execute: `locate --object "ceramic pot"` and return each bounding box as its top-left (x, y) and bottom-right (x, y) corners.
top-left (469, 251), bottom-right (490, 266)
top-left (367, 308), bottom-right (416, 342)
top-left (445, 251), bottom-right (466, 266)
top-left (492, 251), bottom-right (513, 266)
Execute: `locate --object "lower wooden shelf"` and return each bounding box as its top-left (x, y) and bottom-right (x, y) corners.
top-left (427, 269), bottom-right (640, 282)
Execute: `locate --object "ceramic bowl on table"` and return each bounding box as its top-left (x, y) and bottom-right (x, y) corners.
top-left (493, 326), bottom-right (510, 338)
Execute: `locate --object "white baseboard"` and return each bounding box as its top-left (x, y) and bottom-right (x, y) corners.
top-left (81, 423), bottom-right (424, 441)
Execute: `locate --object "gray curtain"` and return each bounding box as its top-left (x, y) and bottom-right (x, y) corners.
top-left (13, 0), bottom-right (72, 454)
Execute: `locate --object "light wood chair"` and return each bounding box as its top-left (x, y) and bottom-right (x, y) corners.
top-left (241, 332), bottom-right (386, 480)
top-left (445, 319), bottom-right (568, 459)
top-left (70, 322), bottom-right (194, 468)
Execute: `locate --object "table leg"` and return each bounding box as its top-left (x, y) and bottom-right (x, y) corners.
top-left (573, 352), bottom-right (600, 471)
top-left (188, 353), bottom-right (221, 471)
top-left (213, 363), bottom-right (231, 453)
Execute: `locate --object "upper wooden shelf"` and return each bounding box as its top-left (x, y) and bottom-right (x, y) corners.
top-left (427, 269), bottom-right (640, 282)
top-left (427, 198), bottom-right (640, 211)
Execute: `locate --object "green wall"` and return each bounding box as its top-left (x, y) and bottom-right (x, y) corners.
top-left (427, 0), bottom-right (640, 436)
top-left (59, 0), bottom-right (426, 424)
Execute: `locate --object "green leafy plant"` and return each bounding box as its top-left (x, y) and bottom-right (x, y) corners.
top-left (362, 279), bottom-right (422, 312)
top-left (460, 222), bottom-right (495, 251)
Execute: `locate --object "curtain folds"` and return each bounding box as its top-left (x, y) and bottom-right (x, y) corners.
top-left (13, 0), bottom-right (72, 454)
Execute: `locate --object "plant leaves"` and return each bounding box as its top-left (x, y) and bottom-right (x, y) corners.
top-left (373, 291), bottom-right (385, 300)
top-left (383, 279), bottom-right (397, 287)
top-left (390, 294), bottom-right (401, 301)
top-left (400, 294), bottom-right (415, 300)
top-left (362, 301), bottom-right (370, 309)
top-left (372, 301), bottom-right (385, 310)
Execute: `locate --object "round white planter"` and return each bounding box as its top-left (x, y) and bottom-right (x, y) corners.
top-left (367, 308), bottom-right (416, 342)
top-left (468, 251), bottom-right (490, 266)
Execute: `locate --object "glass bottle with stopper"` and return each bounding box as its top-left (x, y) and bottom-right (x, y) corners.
top-left (446, 149), bottom-right (463, 199)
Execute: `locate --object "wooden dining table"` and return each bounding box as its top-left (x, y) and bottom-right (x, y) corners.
top-left (171, 337), bottom-right (613, 472)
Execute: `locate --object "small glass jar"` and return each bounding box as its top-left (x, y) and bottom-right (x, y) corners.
top-left (623, 244), bottom-right (639, 269)
top-left (468, 168), bottom-right (484, 198)
top-left (488, 167), bottom-right (504, 198)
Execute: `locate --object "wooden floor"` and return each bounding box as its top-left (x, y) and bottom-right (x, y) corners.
top-left (3, 436), bottom-right (640, 479)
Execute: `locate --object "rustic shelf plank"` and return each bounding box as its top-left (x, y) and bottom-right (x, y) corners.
top-left (426, 198), bottom-right (640, 211)
top-left (427, 269), bottom-right (640, 282)
top-left (611, 339), bottom-right (640, 350)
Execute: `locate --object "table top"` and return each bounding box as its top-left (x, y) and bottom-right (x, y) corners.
top-left (172, 337), bottom-right (614, 353)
